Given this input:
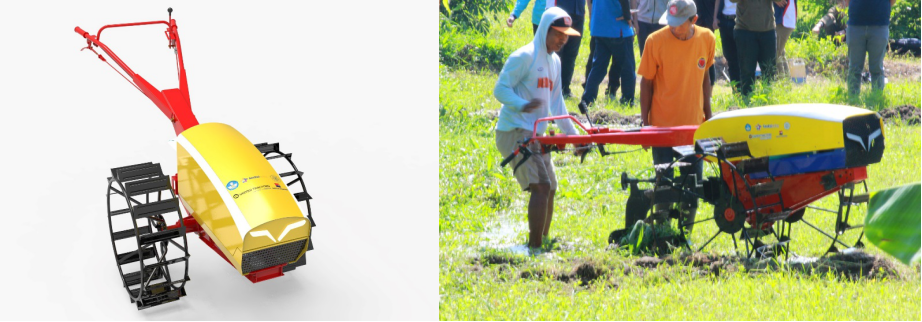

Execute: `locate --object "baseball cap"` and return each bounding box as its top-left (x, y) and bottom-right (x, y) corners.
top-left (658, 0), bottom-right (697, 27)
top-left (550, 16), bottom-right (580, 36)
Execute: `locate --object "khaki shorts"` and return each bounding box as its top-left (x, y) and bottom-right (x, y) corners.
top-left (495, 128), bottom-right (557, 191)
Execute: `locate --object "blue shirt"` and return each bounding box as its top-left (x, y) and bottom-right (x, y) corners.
top-left (590, 0), bottom-right (635, 38)
top-left (513, 0), bottom-right (586, 26)
top-left (848, 0), bottom-right (891, 26)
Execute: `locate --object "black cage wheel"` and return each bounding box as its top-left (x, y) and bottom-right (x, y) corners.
top-left (107, 162), bottom-right (190, 310)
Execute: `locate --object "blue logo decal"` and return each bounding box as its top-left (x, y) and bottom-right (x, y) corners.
top-left (745, 124), bottom-right (751, 132)
top-left (784, 122), bottom-right (790, 130)
top-left (226, 180), bottom-right (239, 190)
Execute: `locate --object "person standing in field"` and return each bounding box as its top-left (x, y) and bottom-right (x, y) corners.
top-left (581, 0), bottom-right (637, 106)
top-left (636, 0), bottom-right (670, 55)
top-left (773, 0), bottom-right (796, 76)
top-left (495, 7), bottom-right (582, 250)
top-left (846, 0), bottom-right (895, 96)
top-left (729, 0), bottom-right (779, 97)
top-left (582, 0), bottom-right (632, 98)
top-left (716, 0), bottom-right (741, 90)
top-left (508, 0), bottom-right (587, 98)
top-left (637, 0), bottom-right (714, 230)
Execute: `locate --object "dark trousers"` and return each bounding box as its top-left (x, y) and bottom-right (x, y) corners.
top-left (734, 28), bottom-right (776, 96)
top-left (718, 17), bottom-right (741, 89)
top-left (560, 15), bottom-right (584, 96)
top-left (583, 37), bottom-right (617, 96)
top-left (637, 21), bottom-right (666, 56)
top-left (534, 16), bottom-right (585, 96)
top-left (581, 36), bottom-right (636, 105)
top-left (651, 147), bottom-right (702, 209)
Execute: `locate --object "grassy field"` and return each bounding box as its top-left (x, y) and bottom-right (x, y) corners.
top-left (439, 9), bottom-right (921, 321)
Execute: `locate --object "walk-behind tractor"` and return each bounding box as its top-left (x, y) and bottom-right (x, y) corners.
top-left (76, 9), bottom-right (316, 309)
top-left (501, 103), bottom-right (884, 259)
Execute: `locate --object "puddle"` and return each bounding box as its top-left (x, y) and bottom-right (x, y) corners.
top-left (479, 214), bottom-right (527, 249)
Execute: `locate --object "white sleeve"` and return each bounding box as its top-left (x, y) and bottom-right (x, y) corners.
top-left (493, 54), bottom-right (530, 112)
top-left (549, 56), bottom-right (579, 135)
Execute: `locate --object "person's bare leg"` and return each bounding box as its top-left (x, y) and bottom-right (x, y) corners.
top-left (543, 189), bottom-right (556, 237)
top-left (528, 183), bottom-right (550, 248)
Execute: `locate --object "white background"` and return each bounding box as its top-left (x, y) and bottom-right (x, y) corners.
top-left (0, 1), bottom-right (436, 320)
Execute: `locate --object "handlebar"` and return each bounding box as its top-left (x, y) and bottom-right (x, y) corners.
top-left (75, 26), bottom-right (89, 38)
top-left (500, 151), bottom-right (518, 167)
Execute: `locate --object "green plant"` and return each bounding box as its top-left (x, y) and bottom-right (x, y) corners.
top-left (890, 0), bottom-right (921, 40)
top-left (440, 0), bottom-right (513, 34)
top-left (439, 28), bottom-right (511, 71)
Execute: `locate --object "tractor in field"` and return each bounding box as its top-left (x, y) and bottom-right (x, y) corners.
top-left (501, 103), bottom-right (883, 259)
top-left (76, 8), bottom-right (316, 309)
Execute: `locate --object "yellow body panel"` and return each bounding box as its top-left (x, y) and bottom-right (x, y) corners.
top-left (694, 104), bottom-right (876, 158)
top-left (177, 144), bottom-right (244, 266)
top-left (176, 123), bottom-right (310, 274)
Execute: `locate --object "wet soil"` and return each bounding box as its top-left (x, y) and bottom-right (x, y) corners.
top-left (878, 105), bottom-right (920, 125)
top-left (469, 248), bottom-right (909, 287)
top-left (569, 110), bottom-right (643, 127)
top-left (714, 55), bottom-right (920, 83)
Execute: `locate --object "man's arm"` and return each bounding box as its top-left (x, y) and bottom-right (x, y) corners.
top-left (508, 0), bottom-right (533, 26)
top-left (713, 0), bottom-right (720, 29)
top-left (702, 70), bottom-right (712, 121)
top-left (549, 57), bottom-right (578, 135)
top-left (640, 77), bottom-right (654, 126)
top-left (890, 0), bottom-right (896, 6)
top-left (618, 0), bottom-right (632, 23)
top-left (493, 55), bottom-right (532, 111)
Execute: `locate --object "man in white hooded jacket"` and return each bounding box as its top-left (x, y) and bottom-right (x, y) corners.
top-left (494, 7), bottom-right (581, 250)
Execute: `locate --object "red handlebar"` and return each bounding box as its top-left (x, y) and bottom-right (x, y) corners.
top-left (73, 16), bottom-right (198, 136)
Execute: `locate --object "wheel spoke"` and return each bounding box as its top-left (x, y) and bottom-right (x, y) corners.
top-left (801, 219), bottom-right (850, 248)
top-left (697, 231), bottom-right (721, 253)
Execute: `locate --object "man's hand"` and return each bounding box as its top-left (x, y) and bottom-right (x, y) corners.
top-left (507, 15), bottom-right (516, 27)
top-left (712, 20), bottom-right (719, 30)
top-left (812, 23), bottom-right (823, 35)
top-left (774, 0), bottom-right (787, 7)
top-left (522, 98), bottom-right (542, 113)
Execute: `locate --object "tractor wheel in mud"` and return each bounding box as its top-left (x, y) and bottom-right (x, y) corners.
top-left (804, 181), bottom-right (870, 254)
top-left (107, 162), bottom-right (190, 310)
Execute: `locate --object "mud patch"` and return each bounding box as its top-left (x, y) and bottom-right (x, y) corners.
top-left (714, 55), bottom-right (920, 82)
top-left (878, 105), bottom-right (920, 125)
top-left (883, 60), bottom-right (921, 82)
top-left (471, 248), bottom-right (908, 284)
top-left (634, 250), bottom-right (904, 281)
top-left (785, 250), bottom-right (901, 281)
top-left (569, 110), bottom-right (642, 127)
top-left (474, 252), bottom-right (526, 266)
top-left (519, 260), bottom-right (618, 287)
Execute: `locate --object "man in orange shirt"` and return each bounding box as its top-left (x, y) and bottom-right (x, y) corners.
top-left (637, 0), bottom-right (714, 231)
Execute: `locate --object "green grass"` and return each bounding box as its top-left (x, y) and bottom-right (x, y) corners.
top-left (439, 12), bottom-right (921, 319)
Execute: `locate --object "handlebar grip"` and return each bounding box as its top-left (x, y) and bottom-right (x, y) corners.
top-left (500, 151), bottom-right (518, 167)
top-left (75, 26), bottom-right (88, 38)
